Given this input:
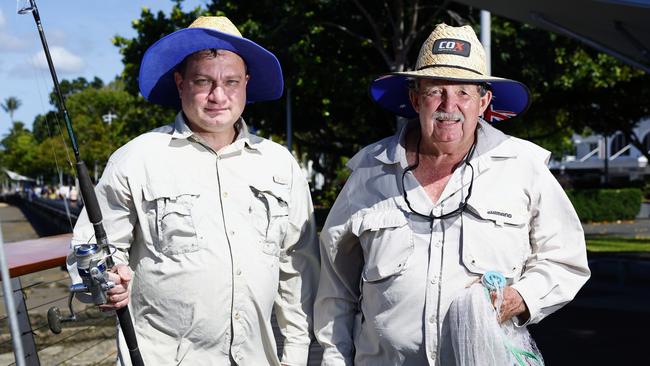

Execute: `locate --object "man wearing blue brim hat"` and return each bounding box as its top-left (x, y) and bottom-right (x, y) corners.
top-left (68, 16), bottom-right (319, 365)
top-left (315, 23), bottom-right (589, 365)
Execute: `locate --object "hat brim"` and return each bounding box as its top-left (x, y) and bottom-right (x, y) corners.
top-left (139, 27), bottom-right (284, 109)
top-left (369, 67), bottom-right (531, 122)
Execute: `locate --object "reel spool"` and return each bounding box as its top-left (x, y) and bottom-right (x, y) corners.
top-left (47, 244), bottom-right (115, 334)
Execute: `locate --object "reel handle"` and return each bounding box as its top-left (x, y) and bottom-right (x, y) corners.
top-left (47, 292), bottom-right (77, 334)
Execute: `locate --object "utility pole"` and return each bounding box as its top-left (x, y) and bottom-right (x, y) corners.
top-left (481, 10), bottom-right (492, 75)
top-left (286, 88), bottom-right (292, 151)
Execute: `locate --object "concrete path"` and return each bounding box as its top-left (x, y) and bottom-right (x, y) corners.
top-left (583, 218), bottom-right (650, 239)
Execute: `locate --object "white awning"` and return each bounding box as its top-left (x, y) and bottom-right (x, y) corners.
top-left (3, 169), bottom-right (35, 182)
top-left (454, 0), bottom-right (650, 72)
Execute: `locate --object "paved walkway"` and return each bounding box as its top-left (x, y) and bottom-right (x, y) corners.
top-left (583, 218), bottom-right (650, 239)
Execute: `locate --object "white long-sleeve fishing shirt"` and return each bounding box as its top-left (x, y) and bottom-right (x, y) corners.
top-left (315, 119), bottom-right (590, 365)
top-left (68, 113), bottom-right (319, 365)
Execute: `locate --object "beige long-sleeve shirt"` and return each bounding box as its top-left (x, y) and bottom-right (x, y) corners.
top-left (68, 113), bottom-right (319, 365)
top-left (315, 119), bottom-right (590, 365)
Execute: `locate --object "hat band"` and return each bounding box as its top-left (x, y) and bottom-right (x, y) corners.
top-left (416, 64), bottom-right (484, 76)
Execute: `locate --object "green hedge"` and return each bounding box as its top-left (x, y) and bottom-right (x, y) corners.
top-left (566, 188), bottom-right (642, 222)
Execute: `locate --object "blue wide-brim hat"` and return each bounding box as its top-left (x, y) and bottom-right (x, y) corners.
top-left (370, 24), bottom-right (530, 122)
top-left (139, 16), bottom-right (283, 109)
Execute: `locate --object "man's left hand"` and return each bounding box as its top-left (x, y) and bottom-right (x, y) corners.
top-left (493, 286), bottom-right (529, 324)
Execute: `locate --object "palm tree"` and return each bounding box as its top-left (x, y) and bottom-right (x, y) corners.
top-left (1, 97), bottom-right (22, 122)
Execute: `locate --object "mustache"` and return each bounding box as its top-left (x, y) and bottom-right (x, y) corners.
top-left (432, 112), bottom-right (464, 122)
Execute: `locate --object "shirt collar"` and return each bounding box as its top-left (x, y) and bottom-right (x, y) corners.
top-left (471, 118), bottom-right (516, 174)
top-left (171, 112), bottom-right (194, 139)
top-left (372, 119), bottom-right (415, 169)
top-left (370, 117), bottom-right (517, 182)
top-left (171, 112), bottom-right (262, 153)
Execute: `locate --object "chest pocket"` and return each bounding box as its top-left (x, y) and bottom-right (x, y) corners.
top-left (143, 184), bottom-right (200, 256)
top-left (461, 202), bottom-right (529, 278)
top-left (249, 183), bottom-right (290, 256)
top-left (354, 209), bottom-right (413, 282)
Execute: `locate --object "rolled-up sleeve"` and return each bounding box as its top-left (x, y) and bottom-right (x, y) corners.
top-left (314, 182), bottom-right (364, 366)
top-left (511, 166), bottom-right (591, 325)
top-left (274, 159), bottom-right (320, 365)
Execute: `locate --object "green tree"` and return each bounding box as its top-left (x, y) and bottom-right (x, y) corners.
top-left (31, 78), bottom-right (140, 180)
top-left (1, 97), bottom-right (22, 123)
top-left (31, 110), bottom-right (60, 143)
top-left (48, 76), bottom-right (104, 107)
top-left (0, 121), bottom-right (39, 176)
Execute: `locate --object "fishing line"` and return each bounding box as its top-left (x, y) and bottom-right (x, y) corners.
top-left (27, 22), bottom-right (76, 231)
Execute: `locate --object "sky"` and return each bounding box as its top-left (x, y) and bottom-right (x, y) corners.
top-left (0, 0), bottom-right (206, 138)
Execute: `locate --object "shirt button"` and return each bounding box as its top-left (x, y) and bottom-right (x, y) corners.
top-left (430, 277), bottom-right (437, 285)
top-left (223, 191), bottom-right (228, 198)
top-left (229, 230), bottom-right (235, 236)
top-left (234, 312), bottom-right (241, 320)
top-left (429, 315), bottom-right (436, 324)
top-left (236, 269), bottom-right (242, 276)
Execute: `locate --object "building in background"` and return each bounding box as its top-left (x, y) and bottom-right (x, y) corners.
top-left (550, 118), bottom-right (650, 188)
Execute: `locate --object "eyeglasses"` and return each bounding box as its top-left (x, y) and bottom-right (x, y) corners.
top-left (401, 135), bottom-right (477, 222)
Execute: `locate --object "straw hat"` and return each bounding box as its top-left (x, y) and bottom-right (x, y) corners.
top-left (369, 23), bottom-right (530, 122)
top-left (139, 16), bottom-right (283, 109)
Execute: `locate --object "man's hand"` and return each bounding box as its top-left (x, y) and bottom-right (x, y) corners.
top-left (491, 286), bottom-right (529, 324)
top-left (99, 264), bottom-right (132, 311)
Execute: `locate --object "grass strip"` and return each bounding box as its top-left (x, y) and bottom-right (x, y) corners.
top-left (586, 236), bottom-right (650, 252)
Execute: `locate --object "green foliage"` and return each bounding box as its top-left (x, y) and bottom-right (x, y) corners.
top-left (48, 77), bottom-right (104, 107)
top-left (567, 188), bottom-right (643, 222)
top-left (0, 121), bottom-right (39, 176)
top-left (313, 155), bottom-right (351, 207)
top-left (5, 77), bottom-right (167, 181)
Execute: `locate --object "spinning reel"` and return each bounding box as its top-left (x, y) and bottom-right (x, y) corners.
top-left (47, 244), bottom-right (115, 334)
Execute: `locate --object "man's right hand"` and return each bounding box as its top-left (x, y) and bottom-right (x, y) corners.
top-left (99, 263), bottom-right (132, 311)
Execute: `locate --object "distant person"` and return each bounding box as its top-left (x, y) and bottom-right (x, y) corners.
top-left (58, 184), bottom-right (70, 200)
top-left (315, 23), bottom-right (590, 365)
top-left (47, 187), bottom-right (57, 200)
top-left (68, 16), bottom-right (319, 365)
top-left (68, 186), bottom-right (78, 202)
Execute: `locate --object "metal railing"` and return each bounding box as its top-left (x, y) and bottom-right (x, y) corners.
top-left (0, 271), bottom-right (117, 365)
top-left (0, 233), bottom-right (118, 366)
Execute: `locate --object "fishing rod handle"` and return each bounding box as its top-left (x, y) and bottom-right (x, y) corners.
top-left (117, 307), bottom-right (144, 366)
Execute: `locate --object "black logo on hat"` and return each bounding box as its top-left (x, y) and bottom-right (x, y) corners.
top-left (432, 38), bottom-right (471, 57)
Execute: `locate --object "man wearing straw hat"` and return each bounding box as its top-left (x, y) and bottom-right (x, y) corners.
top-left (68, 16), bottom-right (319, 365)
top-left (315, 23), bottom-right (589, 365)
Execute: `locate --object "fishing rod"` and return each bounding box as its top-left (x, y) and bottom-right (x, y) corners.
top-left (18, 1), bottom-right (144, 365)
